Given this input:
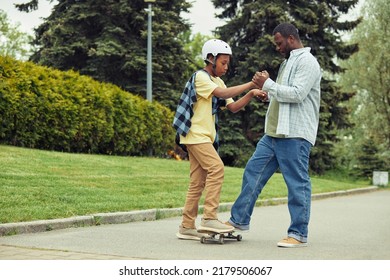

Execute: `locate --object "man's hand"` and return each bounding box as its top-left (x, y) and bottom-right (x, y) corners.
top-left (252, 70), bottom-right (269, 89)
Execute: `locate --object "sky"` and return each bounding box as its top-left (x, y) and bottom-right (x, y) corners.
top-left (1, 0), bottom-right (224, 36)
top-left (1, 0), bottom-right (363, 38)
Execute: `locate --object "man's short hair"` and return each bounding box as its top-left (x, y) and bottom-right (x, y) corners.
top-left (273, 23), bottom-right (300, 40)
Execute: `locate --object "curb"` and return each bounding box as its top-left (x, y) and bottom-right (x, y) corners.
top-left (0, 186), bottom-right (379, 237)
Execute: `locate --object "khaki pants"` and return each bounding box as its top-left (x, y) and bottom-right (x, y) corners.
top-left (181, 143), bottom-right (224, 229)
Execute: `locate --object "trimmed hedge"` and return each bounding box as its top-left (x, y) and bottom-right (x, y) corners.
top-left (0, 56), bottom-right (175, 156)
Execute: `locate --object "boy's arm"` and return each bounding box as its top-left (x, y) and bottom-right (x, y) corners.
top-left (212, 81), bottom-right (257, 99)
top-left (227, 89), bottom-right (267, 113)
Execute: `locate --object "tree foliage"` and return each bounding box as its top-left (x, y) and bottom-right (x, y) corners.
top-left (20, 0), bottom-right (192, 110)
top-left (212, 0), bottom-right (361, 173)
top-left (338, 0), bottom-right (390, 175)
top-left (0, 9), bottom-right (33, 60)
top-left (14, 0), bottom-right (40, 12)
top-left (354, 137), bottom-right (387, 179)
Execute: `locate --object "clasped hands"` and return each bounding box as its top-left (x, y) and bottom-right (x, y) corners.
top-left (251, 70), bottom-right (269, 102)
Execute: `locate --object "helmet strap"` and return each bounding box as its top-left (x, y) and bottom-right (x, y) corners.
top-left (211, 55), bottom-right (217, 76)
top-left (205, 55), bottom-right (218, 77)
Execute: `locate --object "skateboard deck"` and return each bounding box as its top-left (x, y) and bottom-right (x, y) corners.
top-left (198, 229), bottom-right (242, 244)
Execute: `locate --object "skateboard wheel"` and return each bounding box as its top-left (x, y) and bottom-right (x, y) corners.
top-left (218, 235), bottom-right (224, 244)
top-left (237, 234), bottom-right (242, 241)
top-left (200, 236), bottom-right (206, 243)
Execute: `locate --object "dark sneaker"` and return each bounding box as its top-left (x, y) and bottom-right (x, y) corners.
top-left (176, 225), bottom-right (208, 241)
top-left (225, 221), bottom-right (250, 232)
top-left (277, 237), bottom-right (307, 248)
top-left (198, 219), bottom-right (234, 233)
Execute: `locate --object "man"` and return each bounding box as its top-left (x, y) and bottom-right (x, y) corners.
top-left (226, 23), bottom-right (322, 247)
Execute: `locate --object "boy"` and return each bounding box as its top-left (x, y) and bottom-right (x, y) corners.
top-left (173, 39), bottom-right (265, 240)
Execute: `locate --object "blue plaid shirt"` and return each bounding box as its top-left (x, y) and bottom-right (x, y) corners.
top-left (172, 70), bottom-right (225, 149)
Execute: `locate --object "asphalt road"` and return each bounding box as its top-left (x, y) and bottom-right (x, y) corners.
top-left (1, 189), bottom-right (389, 260)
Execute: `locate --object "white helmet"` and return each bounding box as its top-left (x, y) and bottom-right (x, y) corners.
top-left (201, 39), bottom-right (232, 61)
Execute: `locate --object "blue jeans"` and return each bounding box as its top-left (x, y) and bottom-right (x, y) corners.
top-left (229, 135), bottom-right (312, 242)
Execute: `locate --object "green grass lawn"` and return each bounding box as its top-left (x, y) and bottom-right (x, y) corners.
top-left (0, 145), bottom-right (370, 223)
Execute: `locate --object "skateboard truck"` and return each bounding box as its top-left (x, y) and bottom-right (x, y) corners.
top-left (198, 230), bottom-right (242, 244)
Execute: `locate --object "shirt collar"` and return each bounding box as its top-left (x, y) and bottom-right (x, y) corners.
top-left (290, 47), bottom-right (311, 57)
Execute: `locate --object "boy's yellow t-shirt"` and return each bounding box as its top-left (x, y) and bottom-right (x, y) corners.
top-left (180, 70), bottom-right (233, 145)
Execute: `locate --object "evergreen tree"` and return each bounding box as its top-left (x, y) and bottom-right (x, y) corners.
top-left (355, 137), bottom-right (386, 179)
top-left (18, 0), bottom-right (192, 109)
top-left (213, 0), bottom-right (361, 173)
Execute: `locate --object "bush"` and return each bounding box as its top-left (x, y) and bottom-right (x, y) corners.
top-left (0, 56), bottom-right (175, 156)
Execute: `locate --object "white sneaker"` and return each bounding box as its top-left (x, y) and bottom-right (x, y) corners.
top-left (198, 219), bottom-right (234, 233)
top-left (176, 225), bottom-right (208, 241)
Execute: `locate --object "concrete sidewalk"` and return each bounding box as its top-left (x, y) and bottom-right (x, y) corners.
top-left (0, 187), bottom-right (389, 260)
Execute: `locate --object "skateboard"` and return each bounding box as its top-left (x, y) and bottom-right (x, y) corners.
top-left (198, 229), bottom-right (242, 244)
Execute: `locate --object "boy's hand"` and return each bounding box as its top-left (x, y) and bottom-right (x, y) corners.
top-left (251, 89), bottom-right (269, 102)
